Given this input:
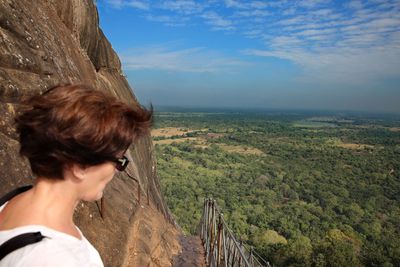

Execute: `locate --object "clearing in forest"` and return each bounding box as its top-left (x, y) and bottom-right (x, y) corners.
top-left (153, 137), bottom-right (199, 145)
top-left (336, 143), bottom-right (374, 150)
top-left (152, 127), bottom-right (209, 137)
top-left (152, 127), bottom-right (192, 137)
top-left (217, 144), bottom-right (265, 155)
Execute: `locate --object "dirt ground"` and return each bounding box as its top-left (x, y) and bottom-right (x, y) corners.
top-left (336, 143), bottom-right (374, 149)
top-left (153, 128), bottom-right (264, 156)
top-left (152, 127), bottom-right (191, 137)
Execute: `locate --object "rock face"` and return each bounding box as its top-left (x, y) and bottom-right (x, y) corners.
top-left (0, 0), bottom-right (180, 266)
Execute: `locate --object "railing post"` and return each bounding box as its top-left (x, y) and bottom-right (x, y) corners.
top-left (208, 199), bottom-right (216, 265)
top-left (226, 236), bottom-right (232, 266)
top-left (238, 240), bottom-right (243, 267)
top-left (231, 243), bottom-right (236, 267)
top-left (248, 249), bottom-right (251, 266)
top-left (248, 247), bottom-right (254, 266)
top-left (205, 199), bottom-right (211, 264)
top-left (203, 198), bottom-right (208, 243)
top-left (217, 213), bottom-right (223, 267)
top-left (222, 225), bottom-right (228, 267)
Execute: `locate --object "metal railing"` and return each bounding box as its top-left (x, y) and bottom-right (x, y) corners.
top-left (199, 198), bottom-right (271, 267)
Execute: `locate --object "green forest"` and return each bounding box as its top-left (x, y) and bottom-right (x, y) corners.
top-left (152, 109), bottom-right (400, 267)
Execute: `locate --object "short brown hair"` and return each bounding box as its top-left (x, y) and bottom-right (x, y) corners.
top-left (16, 84), bottom-right (152, 179)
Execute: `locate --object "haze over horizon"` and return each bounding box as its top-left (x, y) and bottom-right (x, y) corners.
top-left (97, 0), bottom-right (400, 114)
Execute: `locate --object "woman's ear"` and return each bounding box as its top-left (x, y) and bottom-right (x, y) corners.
top-left (71, 163), bottom-right (86, 181)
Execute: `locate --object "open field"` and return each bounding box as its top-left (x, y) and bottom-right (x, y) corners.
top-left (152, 127), bottom-right (191, 137)
top-left (217, 144), bottom-right (265, 155)
top-left (293, 120), bottom-right (337, 128)
top-left (153, 137), bottom-right (198, 145)
top-left (336, 143), bottom-right (374, 150)
top-left (152, 127), bottom-right (208, 137)
top-left (154, 135), bottom-right (264, 156)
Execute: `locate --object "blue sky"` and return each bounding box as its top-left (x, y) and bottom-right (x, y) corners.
top-left (97, 0), bottom-right (400, 113)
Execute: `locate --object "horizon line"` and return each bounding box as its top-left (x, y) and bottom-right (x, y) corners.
top-left (149, 104), bottom-right (400, 117)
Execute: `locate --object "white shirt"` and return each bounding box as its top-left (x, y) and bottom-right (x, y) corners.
top-left (0, 205), bottom-right (104, 267)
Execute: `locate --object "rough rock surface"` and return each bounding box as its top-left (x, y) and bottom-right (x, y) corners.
top-left (0, 0), bottom-right (180, 266)
top-left (123, 201), bottom-right (181, 267)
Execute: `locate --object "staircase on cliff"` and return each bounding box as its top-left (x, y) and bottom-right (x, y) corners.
top-left (122, 196), bottom-right (269, 267)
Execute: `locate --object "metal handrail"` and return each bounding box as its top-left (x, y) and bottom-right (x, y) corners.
top-left (199, 198), bottom-right (271, 267)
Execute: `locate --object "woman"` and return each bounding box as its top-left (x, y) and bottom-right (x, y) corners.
top-left (0, 84), bottom-right (152, 266)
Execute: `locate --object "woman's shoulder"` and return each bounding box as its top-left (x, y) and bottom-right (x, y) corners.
top-left (0, 225), bottom-right (104, 267)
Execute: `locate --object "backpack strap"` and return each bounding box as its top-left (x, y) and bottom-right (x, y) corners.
top-left (0, 185), bottom-right (45, 261)
top-left (0, 232), bottom-right (45, 260)
top-left (0, 185), bottom-right (33, 207)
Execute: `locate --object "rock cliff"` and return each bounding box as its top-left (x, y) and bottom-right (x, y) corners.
top-left (0, 0), bottom-right (180, 266)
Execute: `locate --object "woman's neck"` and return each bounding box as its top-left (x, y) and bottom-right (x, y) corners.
top-left (0, 178), bottom-right (82, 239)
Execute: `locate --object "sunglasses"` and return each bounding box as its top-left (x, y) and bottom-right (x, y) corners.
top-left (110, 155), bottom-right (130, 171)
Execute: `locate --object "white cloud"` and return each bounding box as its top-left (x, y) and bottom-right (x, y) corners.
top-left (244, 39), bottom-right (400, 85)
top-left (127, 1), bottom-right (149, 10)
top-left (106, 0), bottom-right (149, 9)
top-left (105, 0), bottom-right (124, 8)
top-left (225, 0), bottom-right (270, 9)
top-left (235, 9), bottom-right (270, 18)
top-left (366, 17), bottom-right (400, 30)
top-left (160, 1), bottom-right (205, 14)
top-left (270, 36), bottom-right (305, 47)
top-left (201, 11), bottom-right (235, 31)
top-left (144, 14), bottom-right (190, 26)
top-left (224, 0), bottom-right (247, 9)
top-left (283, 7), bottom-right (297, 15)
top-left (105, 0), bottom-right (400, 88)
top-left (298, 0), bottom-right (331, 8)
top-left (347, 0), bottom-right (364, 10)
top-left (145, 14), bottom-right (173, 23)
top-left (311, 8), bottom-right (334, 16)
top-left (244, 29), bottom-right (263, 38)
top-left (306, 34), bottom-right (332, 41)
top-left (278, 16), bottom-right (308, 26)
top-left (250, 1), bottom-right (269, 9)
top-left (296, 28), bottom-right (337, 36)
top-left (121, 45), bottom-right (248, 73)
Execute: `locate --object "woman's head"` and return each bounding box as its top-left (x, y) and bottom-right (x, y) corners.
top-left (16, 84), bottom-right (152, 179)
